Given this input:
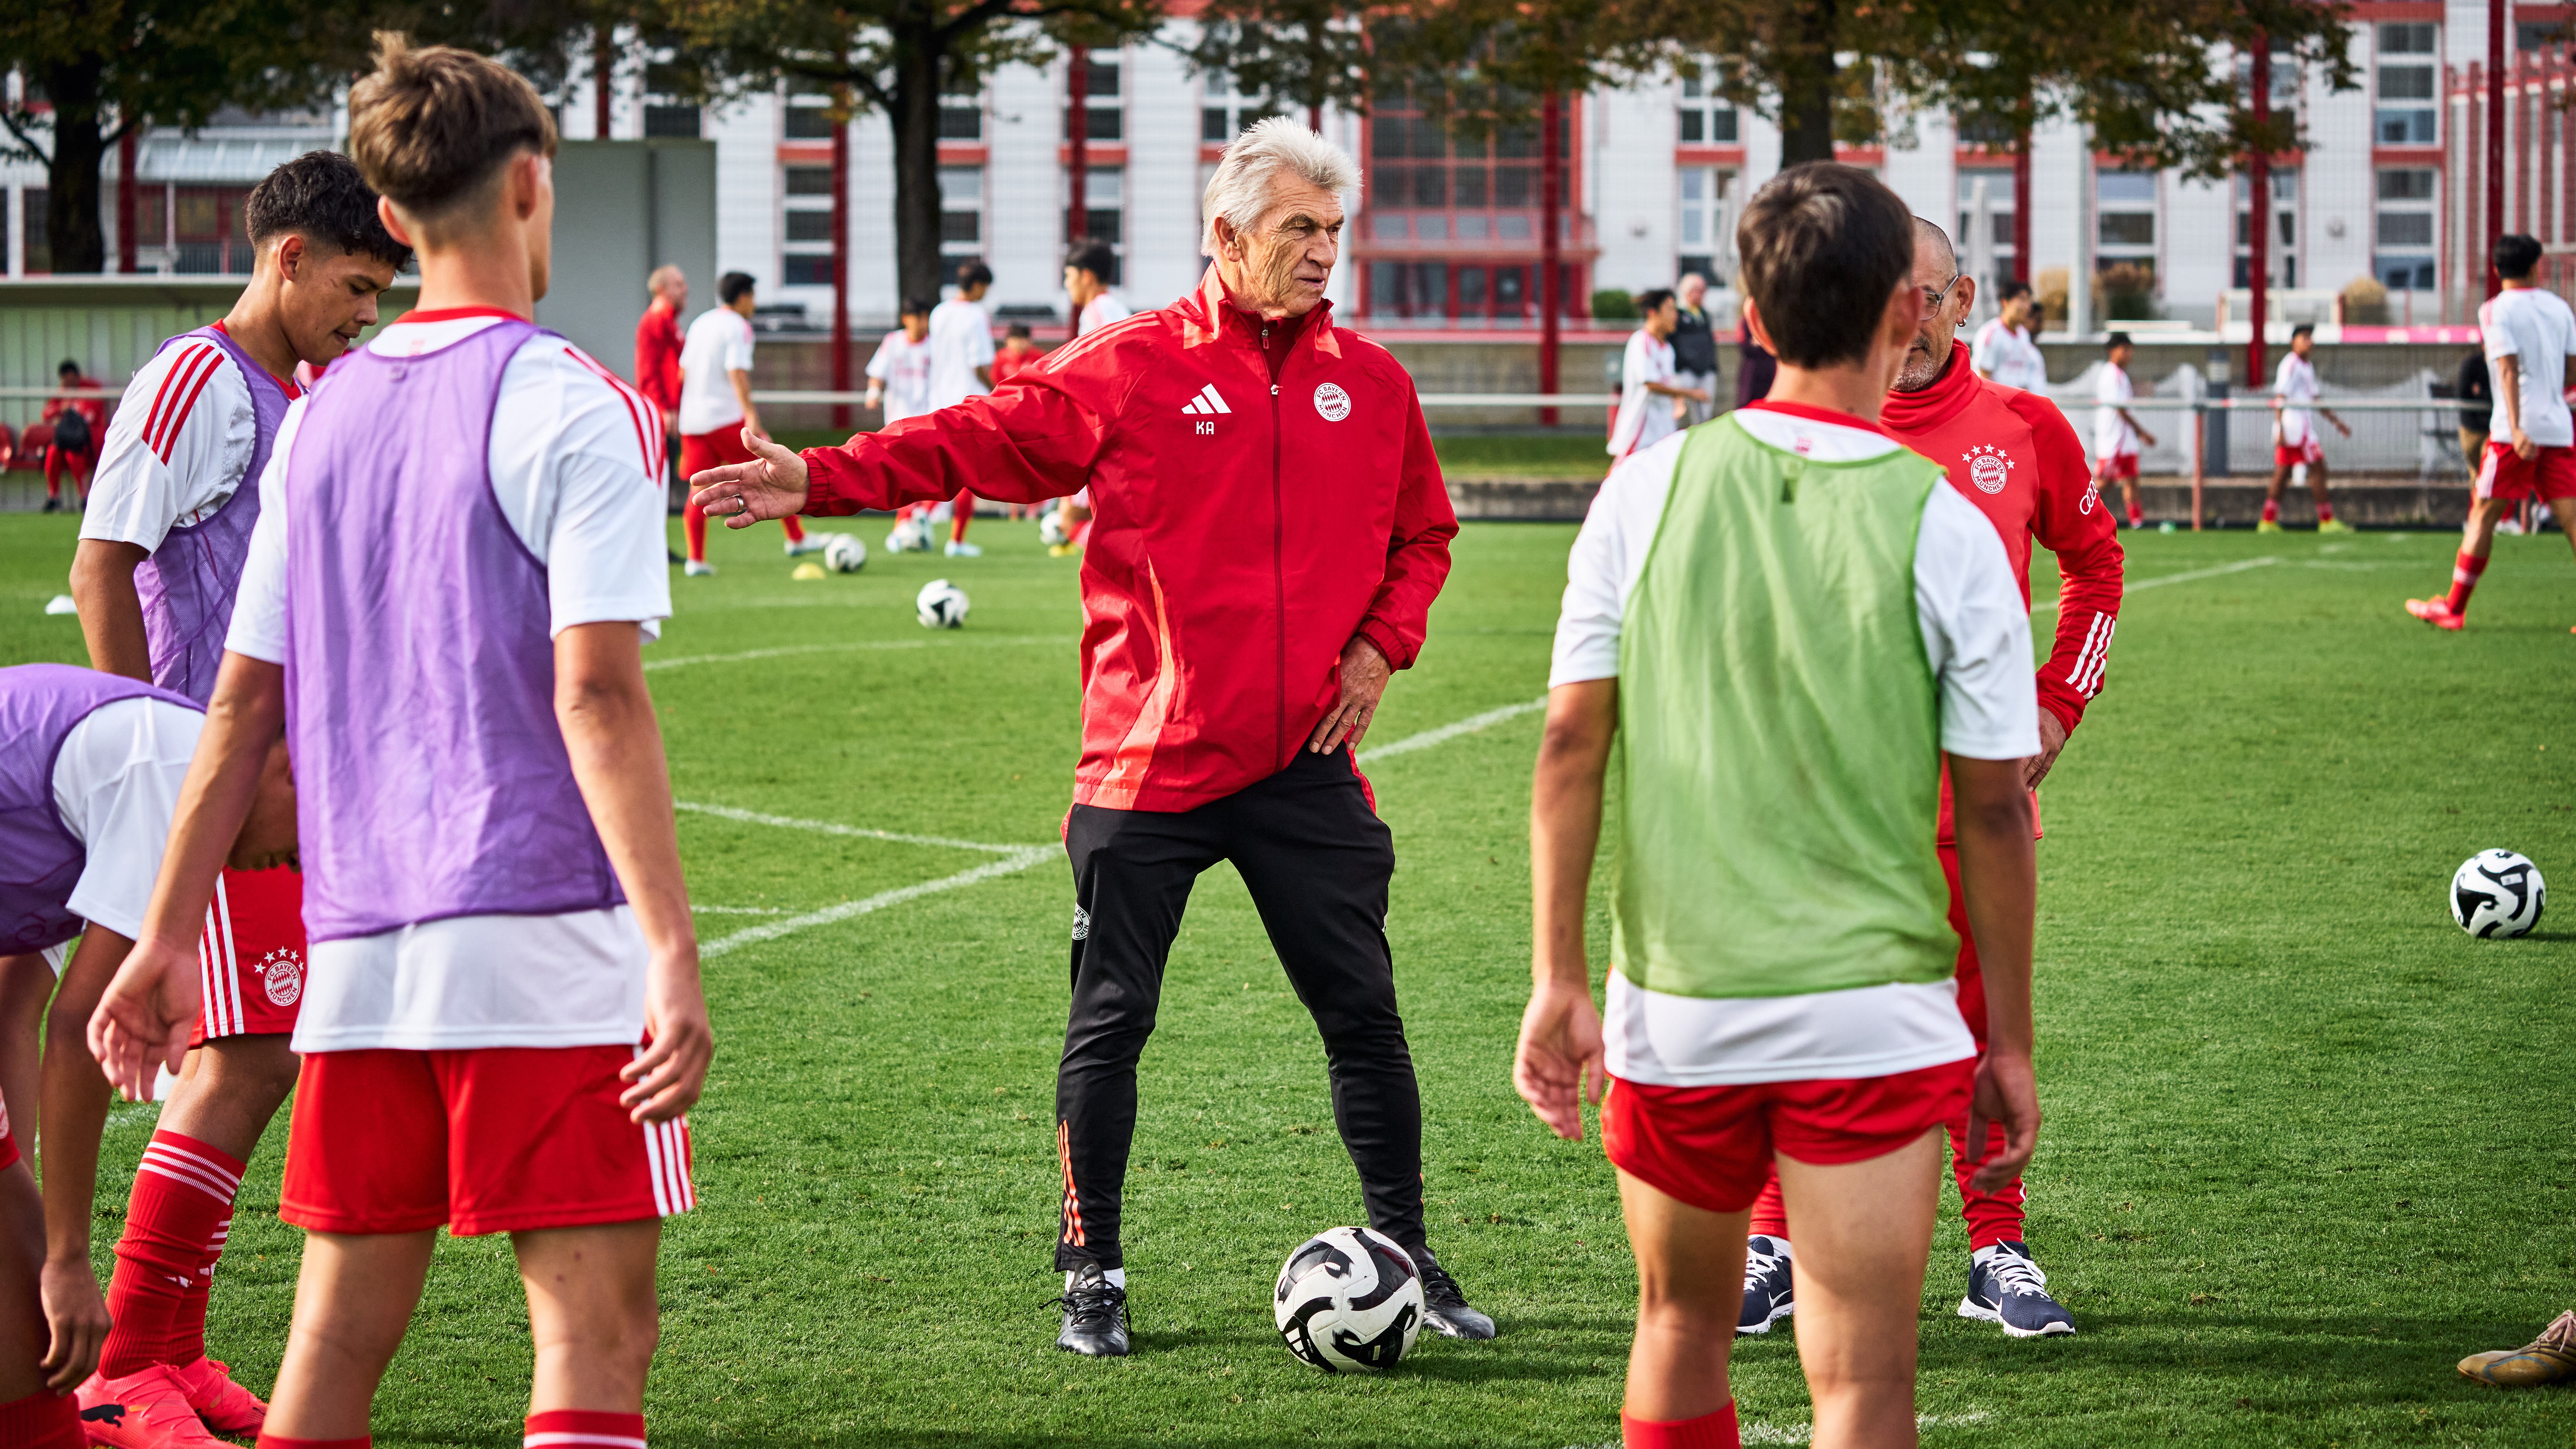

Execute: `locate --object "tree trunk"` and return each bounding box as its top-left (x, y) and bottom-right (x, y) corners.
top-left (890, 34), bottom-right (947, 310)
top-left (42, 58), bottom-right (107, 274)
top-left (1775, 0), bottom-right (1839, 168)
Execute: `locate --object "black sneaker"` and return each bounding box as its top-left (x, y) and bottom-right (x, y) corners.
top-left (1959, 1240), bottom-right (2074, 1337)
top-left (40, 497), bottom-right (59, 514)
top-left (1417, 1258), bottom-right (1496, 1340)
top-left (1049, 1261), bottom-right (1130, 1356)
top-left (1738, 1234), bottom-right (1795, 1335)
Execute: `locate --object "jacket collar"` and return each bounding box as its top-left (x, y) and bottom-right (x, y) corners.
top-left (1179, 266), bottom-right (1341, 361)
top-left (1878, 338), bottom-right (1980, 435)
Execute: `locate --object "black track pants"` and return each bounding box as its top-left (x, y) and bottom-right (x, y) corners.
top-left (1052, 747), bottom-right (1425, 1271)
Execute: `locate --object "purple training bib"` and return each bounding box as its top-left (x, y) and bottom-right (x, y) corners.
top-left (0, 664), bottom-right (202, 953)
top-left (134, 325), bottom-right (290, 704)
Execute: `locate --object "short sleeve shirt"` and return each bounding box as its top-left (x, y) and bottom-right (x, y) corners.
top-left (677, 307), bottom-right (756, 436)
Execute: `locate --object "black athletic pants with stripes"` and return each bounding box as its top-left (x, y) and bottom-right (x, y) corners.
top-left (1053, 746), bottom-right (1427, 1272)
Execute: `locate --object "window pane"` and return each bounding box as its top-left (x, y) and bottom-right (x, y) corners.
top-left (939, 105), bottom-right (981, 140)
top-left (1455, 214), bottom-right (1489, 240)
top-left (2378, 168), bottom-right (2435, 200)
top-left (785, 166), bottom-right (833, 196)
top-left (1679, 110), bottom-right (1704, 143)
top-left (785, 211), bottom-right (833, 242)
top-left (23, 188), bottom-right (48, 273)
top-left (2378, 64), bottom-right (2435, 100)
top-left (783, 105), bottom-right (833, 139)
top-left (1414, 263), bottom-right (1447, 313)
top-left (1089, 62), bottom-right (1121, 97)
top-left (1375, 166), bottom-right (1407, 206)
top-left (1373, 116), bottom-right (1408, 157)
top-left (783, 254), bottom-right (833, 286)
top-left (940, 211), bottom-right (981, 243)
top-left (1417, 215), bottom-right (1448, 242)
top-left (1681, 169), bottom-right (1705, 202)
top-left (1683, 211), bottom-right (1704, 245)
top-left (2380, 21), bottom-right (2435, 52)
top-left (1710, 108), bottom-right (1738, 142)
top-left (1084, 209), bottom-right (1121, 245)
top-left (645, 105), bottom-right (701, 138)
top-left (2378, 212), bottom-right (2434, 246)
top-left (1412, 167), bottom-right (1446, 207)
top-left (1087, 105), bottom-right (1123, 141)
top-left (2375, 108), bottom-right (2437, 143)
top-left (1681, 77), bottom-right (1703, 99)
top-left (1411, 118), bottom-right (1448, 159)
top-left (1459, 267), bottom-right (1488, 311)
top-left (2097, 171), bottom-right (2156, 203)
top-left (1088, 168), bottom-right (1123, 204)
top-left (1370, 261), bottom-right (1400, 312)
top-left (1204, 107), bottom-right (1231, 142)
top-left (1373, 214), bottom-right (1407, 240)
top-left (1496, 166), bottom-right (1532, 207)
top-left (2099, 212), bottom-right (2156, 245)
top-left (1453, 165), bottom-right (1487, 207)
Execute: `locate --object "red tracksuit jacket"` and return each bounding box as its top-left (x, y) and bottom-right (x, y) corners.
top-left (800, 269), bottom-right (1459, 812)
top-left (1881, 346), bottom-right (2126, 841)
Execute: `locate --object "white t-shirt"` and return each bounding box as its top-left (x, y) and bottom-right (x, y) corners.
top-left (1971, 319), bottom-right (2048, 392)
top-left (2480, 286), bottom-right (2576, 447)
top-left (1077, 292), bottom-right (1131, 335)
top-left (2093, 362), bottom-right (2138, 458)
top-left (865, 330), bottom-right (934, 423)
top-left (1550, 408), bottom-right (2039, 1086)
top-left (926, 297), bottom-right (996, 410)
top-left (49, 697), bottom-right (205, 944)
top-left (2274, 352), bottom-right (2321, 447)
top-left (676, 306), bottom-right (756, 436)
top-left (1609, 328), bottom-right (1679, 458)
top-left (83, 330), bottom-right (285, 552)
top-left (225, 311), bottom-right (671, 1053)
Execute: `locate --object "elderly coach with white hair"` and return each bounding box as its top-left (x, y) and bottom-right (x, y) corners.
top-left (690, 119), bottom-right (1476, 1358)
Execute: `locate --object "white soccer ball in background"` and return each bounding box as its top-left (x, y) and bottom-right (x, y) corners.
top-left (821, 533), bottom-right (867, 574)
top-left (886, 516), bottom-right (928, 554)
top-left (1273, 1225), bottom-right (1423, 1373)
top-left (915, 578), bottom-right (969, 629)
top-left (2452, 849), bottom-right (2546, 938)
top-left (1038, 511), bottom-right (1069, 548)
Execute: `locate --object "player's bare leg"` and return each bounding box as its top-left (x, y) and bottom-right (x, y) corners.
top-left (262, 1230), bottom-right (436, 1438)
top-left (0, 956), bottom-right (51, 1140)
top-left (159, 1037), bottom-right (297, 1162)
top-left (2260, 461), bottom-right (2292, 531)
top-left (515, 1221), bottom-right (661, 1414)
top-left (2119, 476), bottom-right (2144, 530)
top-left (1613, 1170), bottom-right (1748, 1434)
top-left (2411, 496), bottom-right (2507, 629)
top-left (1775, 1130), bottom-right (1944, 1449)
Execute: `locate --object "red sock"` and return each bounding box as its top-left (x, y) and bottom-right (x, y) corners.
top-left (2260, 498), bottom-right (2280, 523)
top-left (2126, 503), bottom-right (2144, 527)
top-left (683, 501), bottom-right (708, 562)
top-left (256, 1438), bottom-right (369, 1449)
top-left (169, 1216), bottom-right (226, 1366)
top-left (1621, 1401), bottom-right (1739, 1449)
top-left (525, 1409), bottom-right (645, 1448)
top-left (100, 1131), bottom-right (243, 1377)
top-left (2445, 549), bottom-right (2489, 614)
top-left (781, 515), bottom-right (805, 544)
top-left (0, 1388), bottom-right (85, 1449)
top-left (951, 491), bottom-right (975, 543)
top-left (2316, 499), bottom-right (2335, 522)
top-left (1746, 1175), bottom-right (1788, 1240)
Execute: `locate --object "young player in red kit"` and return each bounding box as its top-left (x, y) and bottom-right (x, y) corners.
top-left (1734, 219), bottom-right (2124, 1341)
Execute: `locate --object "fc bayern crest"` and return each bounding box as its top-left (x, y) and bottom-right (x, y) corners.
top-left (1313, 382), bottom-right (1352, 422)
top-left (260, 950), bottom-right (304, 1007)
top-left (1963, 442), bottom-right (2013, 495)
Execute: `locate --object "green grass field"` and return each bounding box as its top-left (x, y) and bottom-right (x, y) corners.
top-left (2, 512), bottom-right (2573, 1447)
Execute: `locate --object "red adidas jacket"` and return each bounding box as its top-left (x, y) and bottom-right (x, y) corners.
top-left (800, 269), bottom-right (1458, 812)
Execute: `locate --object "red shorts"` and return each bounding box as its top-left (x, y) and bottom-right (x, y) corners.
top-left (2474, 440), bottom-right (2576, 503)
top-left (680, 426), bottom-right (755, 482)
top-left (2274, 437), bottom-right (2323, 468)
top-left (280, 1045), bottom-right (696, 1237)
top-left (2094, 452), bottom-right (2139, 482)
top-left (193, 865), bottom-right (305, 1043)
top-left (1601, 1059), bottom-right (1974, 1215)
top-left (0, 1130), bottom-right (18, 1174)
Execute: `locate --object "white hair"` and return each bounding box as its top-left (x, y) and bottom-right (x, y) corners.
top-left (1200, 117), bottom-right (1360, 254)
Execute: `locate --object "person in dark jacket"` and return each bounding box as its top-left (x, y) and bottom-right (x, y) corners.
top-left (1671, 273), bottom-right (1719, 426)
top-left (2458, 349), bottom-right (2493, 483)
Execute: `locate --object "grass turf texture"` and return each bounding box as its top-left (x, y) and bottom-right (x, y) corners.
top-left (0, 512), bottom-right (2572, 1447)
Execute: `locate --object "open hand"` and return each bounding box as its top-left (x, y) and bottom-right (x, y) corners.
top-left (87, 936), bottom-right (199, 1104)
top-left (686, 426), bottom-right (810, 528)
top-left (1513, 979), bottom-right (1605, 1142)
top-left (1308, 635), bottom-right (1392, 754)
top-left (39, 1258), bottom-right (107, 1392)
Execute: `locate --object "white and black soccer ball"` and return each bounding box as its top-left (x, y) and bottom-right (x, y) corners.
top-left (821, 533), bottom-right (867, 574)
top-left (1273, 1226), bottom-right (1422, 1373)
top-left (1038, 511), bottom-right (1069, 548)
top-left (2451, 849), bottom-right (2546, 938)
top-left (915, 578), bottom-right (969, 629)
top-left (886, 516), bottom-right (928, 554)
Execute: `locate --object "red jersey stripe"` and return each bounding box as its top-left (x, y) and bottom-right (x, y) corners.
top-left (141, 345), bottom-right (219, 458)
top-left (156, 348), bottom-right (229, 463)
top-left (565, 346), bottom-right (657, 482)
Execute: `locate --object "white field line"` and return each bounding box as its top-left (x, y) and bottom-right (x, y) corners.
top-left (699, 847), bottom-right (1057, 959)
top-left (644, 635), bottom-right (1073, 671)
top-left (672, 799), bottom-right (1028, 855)
top-left (1362, 697), bottom-right (1548, 760)
top-left (2032, 554), bottom-right (2279, 615)
top-left (689, 905), bottom-right (790, 915)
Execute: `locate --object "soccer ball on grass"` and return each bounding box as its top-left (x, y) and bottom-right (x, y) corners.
top-left (1038, 511), bottom-right (1069, 548)
top-left (886, 516), bottom-right (929, 554)
top-left (1273, 1225), bottom-right (1422, 1372)
top-left (821, 533), bottom-right (867, 573)
top-left (915, 578), bottom-right (969, 629)
top-left (2451, 849), bottom-right (2545, 938)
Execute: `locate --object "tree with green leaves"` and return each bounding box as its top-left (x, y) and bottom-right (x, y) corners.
top-left (664, 0), bottom-right (1163, 307)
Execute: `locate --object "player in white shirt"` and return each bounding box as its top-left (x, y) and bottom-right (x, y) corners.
top-left (1065, 240), bottom-right (1130, 336)
top-left (2410, 234), bottom-right (2576, 629)
top-left (864, 299), bottom-right (940, 552)
top-left (916, 264), bottom-right (998, 557)
top-left (2092, 333), bottom-right (2156, 529)
top-left (2262, 324), bottom-right (2353, 533)
top-left (1608, 288), bottom-right (1710, 460)
top-left (1969, 280), bottom-right (2048, 391)
top-left (676, 272), bottom-right (811, 574)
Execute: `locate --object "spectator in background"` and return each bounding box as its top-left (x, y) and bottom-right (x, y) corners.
top-left (1972, 279), bottom-right (2050, 392)
top-left (1670, 272), bottom-right (1718, 427)
top-left (42, 359), bottom-right (106, 513)
top-left (1065, 241), bottom-right (1128, 337)
top-left (636, 265), bottom-right (688, 559)
top-left (1609, 287), bottom-right (1708, 463)
top-left (914, 262), bottom-right (999, 557)
top-left (2458, 348), bottom-right (2493, 483)
top-left (1735, 332), bottom-right (1777, 411)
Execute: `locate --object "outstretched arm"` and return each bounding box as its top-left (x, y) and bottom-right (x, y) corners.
top-left (1516, 680), bottom-right (1616, 1142)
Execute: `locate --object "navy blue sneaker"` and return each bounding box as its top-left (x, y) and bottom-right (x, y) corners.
top-left (1737, 1234), bottom-right (1794, 1335)
top-left (1959, 1240), bottom-right (2074, 1337)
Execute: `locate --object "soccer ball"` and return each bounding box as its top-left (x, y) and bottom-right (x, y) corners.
top-left (821, 533), bottom-right (867, 574)
top-left (1273, 1226), bottom-right (1422, 1373)
top-left (915, 578), bottom-right (969, 629)
top-left (1038, 511), bottom-right (1069, 548)
top-left (2451, 849), bottom-right (2546, 938)
top-left (886, 516), bottom-right (928, 553)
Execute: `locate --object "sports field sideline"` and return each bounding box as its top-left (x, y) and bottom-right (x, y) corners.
top-left (1, 512), bottom-right (2569, 1448)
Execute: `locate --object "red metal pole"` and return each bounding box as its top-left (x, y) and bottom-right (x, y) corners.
top-left (1539, 90), bottom-right (1562, 426)
top-left (830, 90), bottom-right (851, 433)
top-left (594, 27), bottom-right (613, 139)
top-left (2490, 0), bottom-right (2506, 296)
top-left (116, 130), bottom-right (137, 274)
top-left (2250, 36), bottom-right (2270, 393)
top-left (2012, 109), bottom-right (2032, 284)
top-left (1067, 47), bottom-right (1089, 314)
